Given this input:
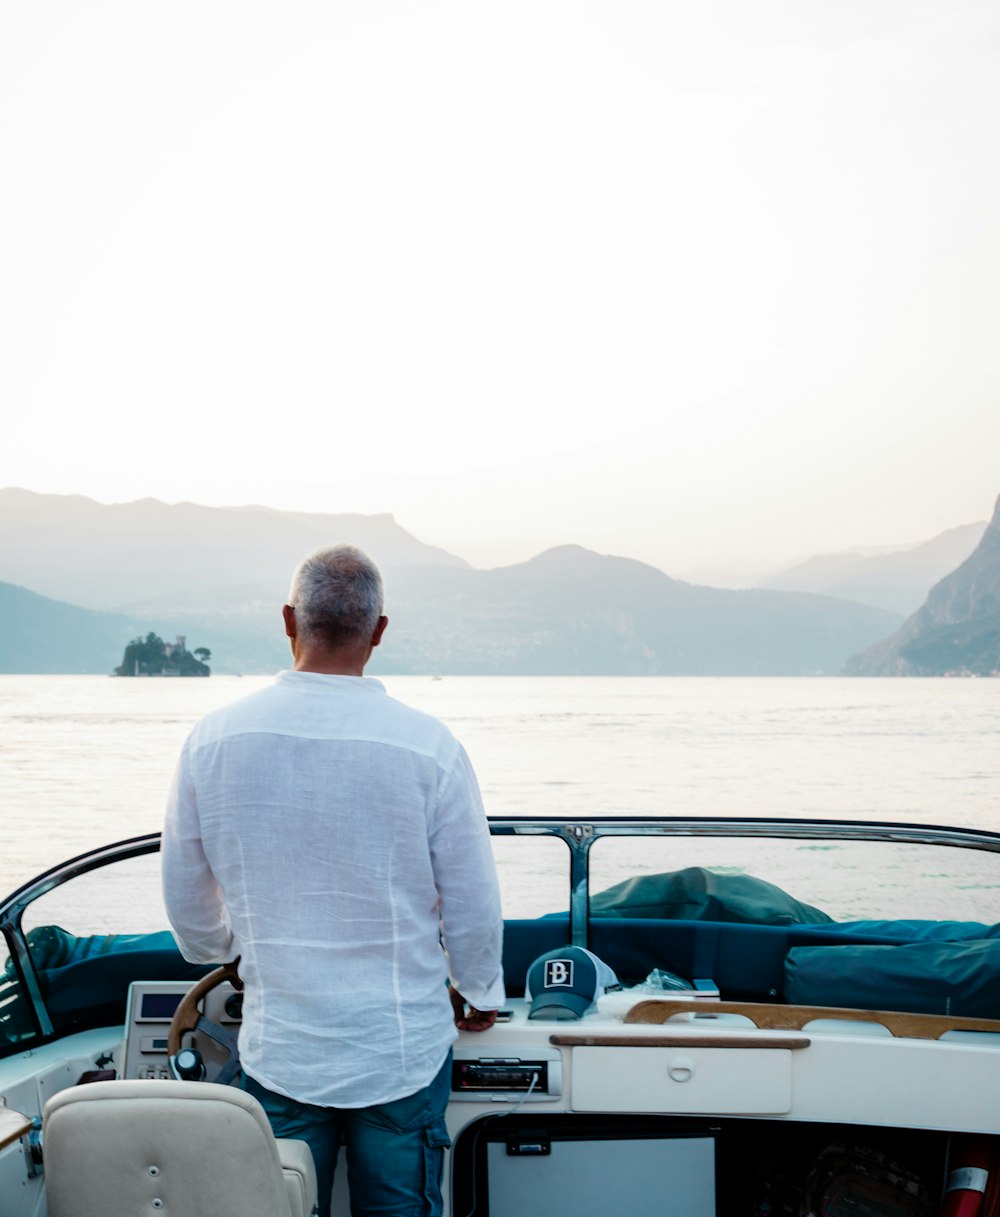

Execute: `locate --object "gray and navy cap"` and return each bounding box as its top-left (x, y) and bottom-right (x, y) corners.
top-left (524, 947), bottom-right (621, 1020)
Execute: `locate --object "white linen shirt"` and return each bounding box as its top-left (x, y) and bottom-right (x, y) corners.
top-left (161, 670), bottom-right (504, 1108)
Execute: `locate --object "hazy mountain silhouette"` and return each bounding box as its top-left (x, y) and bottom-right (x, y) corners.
top-left (0, 488), bottom-right (467, 611)
top-left (0, 489), bottom-right (905, 675)
top-left (116, 546), bottom-right (900, 676)
top-left (846, 496), bottom-right (1000, 676)
top-left (0, 582), bottom-right (142, 673)
top-left (367, 546), bottom-right (900, 675)
top-left (76, 546), bottom-right (900, 676)
top-left (755, 522), bottom-right (986, 615)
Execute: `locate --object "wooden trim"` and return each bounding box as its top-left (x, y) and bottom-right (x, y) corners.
top-left (0, 1106), bottom-right (32, 1151)
top-left (550, 1033), bottom-right (809, 1050)
top-left (623, 999), bottom-right (1000, 1041)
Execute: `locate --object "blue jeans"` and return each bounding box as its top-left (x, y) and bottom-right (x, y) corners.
top-left (241, 1053), bottom-right (452, 1217)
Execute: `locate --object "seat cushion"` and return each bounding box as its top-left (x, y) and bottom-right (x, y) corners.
top-left (44, 1080), bottom-right (295, 1217)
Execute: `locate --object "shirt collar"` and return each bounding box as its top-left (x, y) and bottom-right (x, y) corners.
top-left (276, 669), bottom-right (386, 694)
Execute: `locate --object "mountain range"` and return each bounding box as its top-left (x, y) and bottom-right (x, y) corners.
top-left (370, 547), bottom-right (900, 676)
top-left (753, 522), bottom-right (987, 616)
top-left (845, 494), bottom-right (1000, 676)
top-left (0, 488), bottom-right (465, 611)
top-left (0, 582), bottom-right (142, 675)
top-left (0, 487), bottom-right (995, 677)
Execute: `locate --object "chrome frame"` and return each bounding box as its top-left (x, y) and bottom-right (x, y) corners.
top-left (489, 816), bottom-right (1000, 946)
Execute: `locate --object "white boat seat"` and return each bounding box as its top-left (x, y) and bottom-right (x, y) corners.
top-left (42, 1079), bottom-right (317, 1217)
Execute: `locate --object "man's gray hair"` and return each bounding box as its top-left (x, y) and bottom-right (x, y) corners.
top-left (288, 545), bottom-right (385, 648)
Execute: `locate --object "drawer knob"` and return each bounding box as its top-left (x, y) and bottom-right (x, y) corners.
top-left (667, 1056), bottom-right (695, 1083)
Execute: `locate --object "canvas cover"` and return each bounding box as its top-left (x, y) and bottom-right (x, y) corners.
top-left (591, 868), bottom-right (833, 926)
top-left (785, 937), bottom-right (1000, 1017)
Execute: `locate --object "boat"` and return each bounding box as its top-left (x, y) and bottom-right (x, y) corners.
top-left (5, 815), bottom-right (1000, 1215)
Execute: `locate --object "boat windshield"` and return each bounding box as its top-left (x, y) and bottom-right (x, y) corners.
top-left (4, 819), bottom-right (1000, 1060)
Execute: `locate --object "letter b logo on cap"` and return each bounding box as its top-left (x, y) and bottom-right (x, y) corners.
top-left (526, 947), bottom-right (619, 1020)
top-left (544, 959), bottom-right (574, 988)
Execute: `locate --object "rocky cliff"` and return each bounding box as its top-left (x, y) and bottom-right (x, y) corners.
top-left (845, 494), bottom-right (1000, 676)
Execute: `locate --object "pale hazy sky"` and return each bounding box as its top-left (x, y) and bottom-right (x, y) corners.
top-left (3, 1), bottom-right (998, 577)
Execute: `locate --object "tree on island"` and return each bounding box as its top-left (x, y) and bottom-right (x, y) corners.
top-left (115, 632), bottom-right (211, 677)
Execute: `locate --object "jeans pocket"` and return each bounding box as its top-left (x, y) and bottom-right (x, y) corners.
top-left (364, 1054), bottom-right (452, 1135)
top-left (364, 1086), bottom-right (433, 1135)
top-left (422, 1120), bottom-right (451, 1216)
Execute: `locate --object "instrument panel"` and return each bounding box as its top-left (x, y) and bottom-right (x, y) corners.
top-left (122, 981), bottom-right (241, 1080)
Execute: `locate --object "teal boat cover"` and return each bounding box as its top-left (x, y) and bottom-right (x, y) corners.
top-left (591, 867), bottom-right (833, 926)
top-left (785, 937), bottom-right (1000, 1017)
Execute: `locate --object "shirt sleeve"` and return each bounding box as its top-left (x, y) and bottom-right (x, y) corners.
top-left (161, 737), bottom-right (236, 964)
top-left (430, 743), bottom-right (505, 1011)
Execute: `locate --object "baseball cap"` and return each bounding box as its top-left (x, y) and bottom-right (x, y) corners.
top-left (524, 946), bottom-right (621, 1020)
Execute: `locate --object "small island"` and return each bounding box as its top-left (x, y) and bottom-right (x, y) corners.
top-left (115, 633), bottom-right (211, 677)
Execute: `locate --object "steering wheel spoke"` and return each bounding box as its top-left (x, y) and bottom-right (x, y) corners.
top-left (191, 1014), bottom-right (239, 1054)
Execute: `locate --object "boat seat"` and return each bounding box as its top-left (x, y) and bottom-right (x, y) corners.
top-left (42, 1079), bottom-right (317, 1217)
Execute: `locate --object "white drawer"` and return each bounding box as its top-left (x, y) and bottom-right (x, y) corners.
top-left (570, 1046), bottom-right (793, 1114)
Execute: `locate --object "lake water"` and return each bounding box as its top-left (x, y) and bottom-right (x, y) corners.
top-left (2, 674), bottom-right (999, 924)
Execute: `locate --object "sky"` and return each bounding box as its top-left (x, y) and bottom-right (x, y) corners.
top-left (2, 1), bottom-right (999, 579)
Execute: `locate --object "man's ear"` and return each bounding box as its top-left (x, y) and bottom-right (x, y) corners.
top-left (371, 615), bottom-right (389, 647)
top-left (282, 604), bottom-right (297, 639)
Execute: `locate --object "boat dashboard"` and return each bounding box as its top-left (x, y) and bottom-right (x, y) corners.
top-left (6, 977), bottom-right (1000, 1216)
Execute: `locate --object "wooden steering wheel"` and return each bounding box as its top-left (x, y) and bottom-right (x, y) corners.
top-left (167, 960), bottom-right (243, 1084)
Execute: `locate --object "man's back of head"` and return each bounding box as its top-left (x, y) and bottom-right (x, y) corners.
top-left (286, 546), bottom-right (386, 664)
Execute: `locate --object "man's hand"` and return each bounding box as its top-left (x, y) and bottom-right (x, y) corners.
top-left (449, 984), bottom-right (497, 1032)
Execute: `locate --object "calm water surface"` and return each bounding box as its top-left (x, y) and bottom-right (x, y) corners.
top-left (2, 674), bottom-right (998, 906)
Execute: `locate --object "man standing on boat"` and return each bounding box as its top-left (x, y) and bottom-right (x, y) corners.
top-left (161, 544), bottom-right (504, 1217)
